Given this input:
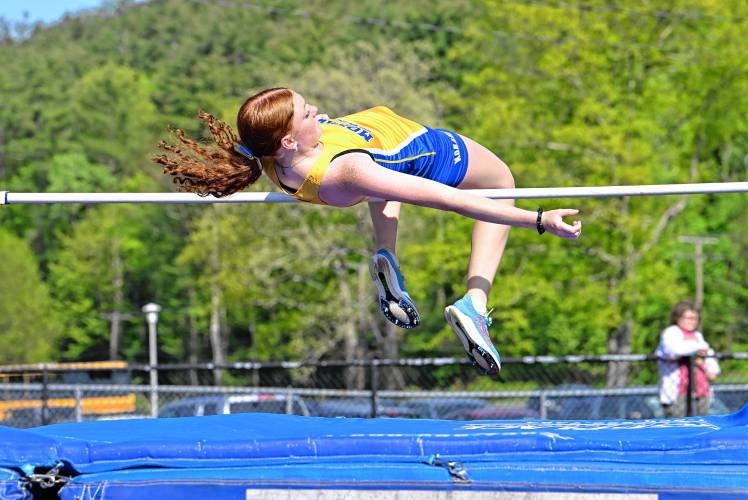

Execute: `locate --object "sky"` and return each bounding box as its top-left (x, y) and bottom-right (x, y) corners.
top-left (0, 0), bottom-right (107, 25)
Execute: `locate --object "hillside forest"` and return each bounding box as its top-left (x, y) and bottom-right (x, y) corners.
top-left (0, 0), bottom-right (746, 389)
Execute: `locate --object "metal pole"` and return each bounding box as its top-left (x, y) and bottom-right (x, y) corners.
top-left (40, 364), bottom-right (49, 425)
top-left (74, 386), bottom-right (83, 422)
top-left (539, 391), bottom-right (548, 420)
top-left (142, 303), bottom-right (162, 418)
top-left (370, 360), bottom-right (379, 418)
top-left (149, 321), bottom-right (158, 418)
top-left (686, 356), bottom-right (695, 417)
top-left (4, 182), bottom-right (748, 204)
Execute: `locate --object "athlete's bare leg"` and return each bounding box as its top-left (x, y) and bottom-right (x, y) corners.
top-left (455, 136), bottom-right (515, 312)
top-left (367, 200), bottom-right (420, 328)
top-left (368, 200), bottom-right (401, 257)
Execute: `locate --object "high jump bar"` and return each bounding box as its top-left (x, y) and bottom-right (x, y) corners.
top-left (2, 182), bottom-right (748, 204)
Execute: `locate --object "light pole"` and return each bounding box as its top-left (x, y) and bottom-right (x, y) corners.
top-left (142, 303), bottom-right (162, 418)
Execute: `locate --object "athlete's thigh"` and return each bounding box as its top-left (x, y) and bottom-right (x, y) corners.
top-left (457, 135), bottom-right (515, 190)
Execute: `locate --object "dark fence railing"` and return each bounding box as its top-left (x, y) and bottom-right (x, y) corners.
top-left (1, 353), bottom-right (746, 428)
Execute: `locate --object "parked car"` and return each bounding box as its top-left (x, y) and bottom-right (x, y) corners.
top-left (536, 385), bottom-right (729, 420)
top-left (310, 397), bottom-right (419, 418)
top-left (443, 405), bottom-right (540, 420)
top-left (403, 397), bottom-right (489, 419)
top-left (159, 394), bottom-right (311, 418)
top-left (707, 394), bottom-right (730, 415)
top-left (556, 394), bottom-right (663, 420)
top-left (713, 388), bottom-right (748, 413)
top-left (1, 406), bottom-right (77, 428)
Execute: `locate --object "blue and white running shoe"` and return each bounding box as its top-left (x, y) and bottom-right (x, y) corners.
top-left (444, 295), bottom-right (501, 376)
top-left (369, 249), bottom-right (420, 329)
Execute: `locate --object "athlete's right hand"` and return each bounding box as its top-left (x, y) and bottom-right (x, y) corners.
top-left (542, 209), bottom-right (582, 240)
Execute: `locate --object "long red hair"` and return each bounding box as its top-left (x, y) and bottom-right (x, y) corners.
top-left (153, 87), bottom-right (294, 197)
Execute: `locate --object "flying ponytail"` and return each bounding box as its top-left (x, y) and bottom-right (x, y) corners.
top-left (153, 87), bottom-right (294, 197)
top-left (153, 111), bottom-right (261, 197)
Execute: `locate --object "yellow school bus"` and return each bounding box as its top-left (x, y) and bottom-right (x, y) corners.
top-left (0, 361), bottom-right (137, 421)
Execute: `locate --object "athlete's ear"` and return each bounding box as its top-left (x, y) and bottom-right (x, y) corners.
top-left (279, 134), bottom-right (297, 152)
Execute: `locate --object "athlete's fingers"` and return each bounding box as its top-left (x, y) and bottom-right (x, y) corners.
top-left (556, 219), bottom-right (579, 232)
top-left (555, 220), bottom-right (582, 239)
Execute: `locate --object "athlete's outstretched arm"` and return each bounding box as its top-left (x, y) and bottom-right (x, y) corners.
top-left (323, 153), bottom-right (582, 240)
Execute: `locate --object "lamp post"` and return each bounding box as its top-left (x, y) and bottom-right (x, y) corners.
top-left (142, 303), bottom-right (161, 418)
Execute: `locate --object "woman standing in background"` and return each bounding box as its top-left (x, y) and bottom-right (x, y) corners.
top-left (656, 301), bottom-right (720, 417)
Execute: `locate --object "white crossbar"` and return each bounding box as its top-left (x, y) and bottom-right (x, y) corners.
top-left (1, 182), bottom-right (748, 204)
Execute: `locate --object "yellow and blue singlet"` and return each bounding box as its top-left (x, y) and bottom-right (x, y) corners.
top-left (263, 106), bottom-right (469, 205)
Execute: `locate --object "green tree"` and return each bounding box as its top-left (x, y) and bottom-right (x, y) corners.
top-left (2, 0), bottom-right (745, 388)
top-left (445, 0), bottom-right (748, 387)
top-left (0, 228), bottom-right (63, 363)
top-left (70, 64), bottom-right (158, 175)
top-left (48, 174), bottom-right (187, 361)
top-left (2, 153), bottom-right (115, 264)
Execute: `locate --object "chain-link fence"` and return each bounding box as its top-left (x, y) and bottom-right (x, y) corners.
top-left (2, 354), bottom-right (747, 428)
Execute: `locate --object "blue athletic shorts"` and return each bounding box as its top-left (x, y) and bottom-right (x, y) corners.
top-left (370, 127), bottom-right (470, 187)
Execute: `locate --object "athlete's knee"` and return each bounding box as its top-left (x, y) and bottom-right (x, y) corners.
top-left (500, 169), bottom-right (515, 190)
top-left (493, 162), bottom-right (515, 190)
top-left (494, 164), bottom-right (515, 206)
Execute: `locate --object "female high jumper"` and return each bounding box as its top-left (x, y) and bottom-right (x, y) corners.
top-left (154, 87), bottom-right (582, 377)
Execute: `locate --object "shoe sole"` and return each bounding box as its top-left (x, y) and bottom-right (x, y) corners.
top-left (444, 305), bottom-right (501, 376)
top-left (369, 254), bottom-right (420, 329)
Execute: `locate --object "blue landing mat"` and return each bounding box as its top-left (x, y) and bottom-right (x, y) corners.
top-left (0, 407), bottom-right (747, 498)
top-left (0, 468), bottom-right (26, 500)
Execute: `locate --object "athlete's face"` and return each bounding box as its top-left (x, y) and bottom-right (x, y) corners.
top-left (289, 91), bottom-right (322, 149)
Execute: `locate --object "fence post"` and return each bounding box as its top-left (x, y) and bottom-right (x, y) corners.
top-left (74, 386), bottom-right (83, 422)
top-left (539, 391), bottom-right (547, 420)
top-left (41, 364), bottom-right (49, 425)
top-left (150, 364), bottom-right (159, 418)
top-left (370, 360), bottom-right (379, 418)
top-left (686, 355), bottom-right (695, 417)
